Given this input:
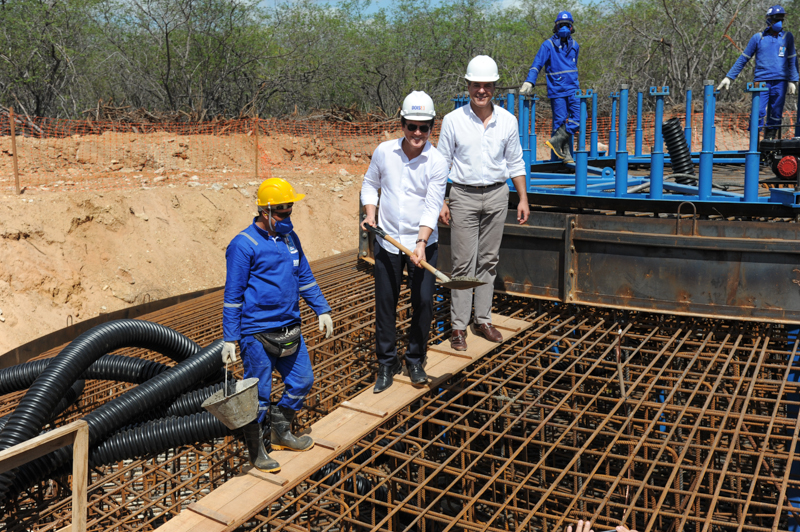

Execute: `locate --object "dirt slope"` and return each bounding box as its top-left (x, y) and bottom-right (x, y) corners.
top-left (0, 167), bottom-right (365, 354)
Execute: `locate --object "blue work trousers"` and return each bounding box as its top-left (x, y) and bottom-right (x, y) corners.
top-left (239, 333), bottom-right (314, 422)
top-left (550, 95), bottom-right (580, 160)
top-left (760, 80), bottom-right (788, 134)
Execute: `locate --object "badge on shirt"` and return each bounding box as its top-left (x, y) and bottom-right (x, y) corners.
top-left (780, 46), bottom-right (786, 57)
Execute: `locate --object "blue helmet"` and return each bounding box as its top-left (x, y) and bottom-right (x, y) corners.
top-left (767, 5), bottom-right (786, 17)
top-left (555, 11), bottom-right (574, 25)
top-left (766, 5), bottom-right (786, 31)
top-left (553, 11), bottom-right (575, 34)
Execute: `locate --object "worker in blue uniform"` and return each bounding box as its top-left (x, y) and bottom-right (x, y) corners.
top-left (520, 10), bottom-right (580, 163)
top-left (222, 177), bottom-right (334, 473)
top-left (717, 5), bottom-right (799, 140)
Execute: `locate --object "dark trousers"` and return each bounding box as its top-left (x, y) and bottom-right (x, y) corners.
top-left (374, 241), bottom-right (438, 367)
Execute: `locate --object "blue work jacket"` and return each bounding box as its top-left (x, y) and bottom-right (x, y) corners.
top-left (727, 30), bottom-right (799, 82)
top-left (222, 219), bottom-right (331, 341)
top-left (524, 35), bottom-right (580, 98)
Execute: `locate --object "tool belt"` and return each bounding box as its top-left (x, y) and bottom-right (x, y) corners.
top-left (254, 324), bottom-right (302, 358)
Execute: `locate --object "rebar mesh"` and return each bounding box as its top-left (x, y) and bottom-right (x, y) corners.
top-left (1, 253), bottom-right (800, 532)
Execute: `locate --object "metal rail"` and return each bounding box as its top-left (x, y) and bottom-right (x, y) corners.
top-left (2, 253), bottom-right (800, 532)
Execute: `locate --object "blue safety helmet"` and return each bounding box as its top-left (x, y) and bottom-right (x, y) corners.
top-left (767, 5), bottom-right (786, 22)
top-left (553, 11), bottom-right (576, 34)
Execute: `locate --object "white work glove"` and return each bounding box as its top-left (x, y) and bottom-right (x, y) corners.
top-left (716, 77), bottom-right (732, 91)
top-left (318, 313), bottom-right (333, 338)
top-left (221, 341), bottom-right (237, 364)
top-left (519, 82), bottom-right (534, 96)
top-left (790, 82), bottom-right (798, 95)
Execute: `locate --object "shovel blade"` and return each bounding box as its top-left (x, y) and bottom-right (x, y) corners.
top-left (440, 277), bottom-right (485, 290)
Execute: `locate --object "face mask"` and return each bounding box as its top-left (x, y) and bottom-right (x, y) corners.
top-left (272, 216), bottom-right (293, 235)
top-left (557, 26), bottom-right (572, 40)
top-left (772, 20), bottom-right (783, 31)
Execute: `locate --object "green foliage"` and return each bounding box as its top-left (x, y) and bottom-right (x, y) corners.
top-left (0, 0), bottom-right (782, 117)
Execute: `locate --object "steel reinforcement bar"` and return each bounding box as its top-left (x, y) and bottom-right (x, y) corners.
top-left (245, 296), bottom-right (800, 532)
top-left (2, 252), bottom-right (800, 532)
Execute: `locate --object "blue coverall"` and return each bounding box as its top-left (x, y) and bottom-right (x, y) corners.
top-left (726, 29), bottom-right (799, 133)
top-left (525, 34), bottom-right (581, 158)
top-left (223, 220), bottom-right (331, 422)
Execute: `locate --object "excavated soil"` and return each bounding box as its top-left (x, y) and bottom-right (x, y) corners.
top-left (0, 127), bottom-right (394, 354)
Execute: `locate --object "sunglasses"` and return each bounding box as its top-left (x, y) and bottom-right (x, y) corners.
top-left (405, 124), bottom-right (431, 133)
top-left (270, 203), bottom-right (294, 211)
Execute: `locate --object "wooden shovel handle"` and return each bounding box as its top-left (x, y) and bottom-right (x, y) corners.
top-left (365, 225), bottom-right (449, 283)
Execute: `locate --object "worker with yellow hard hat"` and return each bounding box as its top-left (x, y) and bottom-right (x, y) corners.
top-left (222, 177), bottom-right (333, 473)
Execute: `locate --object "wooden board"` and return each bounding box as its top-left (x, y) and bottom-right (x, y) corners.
top-left (155, 313), bottom-right (531, 532)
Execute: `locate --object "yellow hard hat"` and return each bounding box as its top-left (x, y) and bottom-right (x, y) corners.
top-left (256, 178), bottom-right (305, 207)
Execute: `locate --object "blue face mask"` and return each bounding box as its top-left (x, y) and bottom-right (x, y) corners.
top-left (557, 26), bottom-right (572, 40)
top-left (772, 20), bottom-right (783, 31)
top-left (273, 216), bottom-right (293, 235)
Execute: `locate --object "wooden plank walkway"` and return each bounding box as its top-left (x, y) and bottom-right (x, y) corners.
top-left (156, 313), bottom-right (532, 532)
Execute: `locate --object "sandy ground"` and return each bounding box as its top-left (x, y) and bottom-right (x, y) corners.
top-left (0, 165), bottom-right (367, 354)
top-left (0, 119), bottom-right (644, 354)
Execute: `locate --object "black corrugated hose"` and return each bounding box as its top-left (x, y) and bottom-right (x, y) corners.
top-left (0, 320), bottom-right (204, 499)
top-left (0, 319), bottom-right (199, 452)
top-left (110, 379), bottom-right (236, 432)
top-left (3, 340), bottom-right (224, 497)
top-left (662, 118), bottom-right (695, 183)
top-left (163, 380), bottom-right (236, 418)
top-left (0, 380), bottom-right (85, 432)
top-left (89, 411), bottom-right (231, 467)
top-left (0, 355), bottom-right (169, 396)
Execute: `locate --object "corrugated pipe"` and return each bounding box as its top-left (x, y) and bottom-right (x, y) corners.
top-left (4, 340), bottom-right (223, 497)
top-left (0, 320), bottom-right (204, 498)
top-left (662, 117), bottom-right (695, 182)
top-left (0, 380), bottom-right (85, 433)
top-left (0, 355), bottom-right (168, 395)
top-left (90, 411), bottom-right (231, 467)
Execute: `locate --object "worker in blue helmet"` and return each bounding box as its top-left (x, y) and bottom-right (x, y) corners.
top-left (717, 5), bottom-right (799, 141)
top-left (520, 10), bottom-right (580, 163)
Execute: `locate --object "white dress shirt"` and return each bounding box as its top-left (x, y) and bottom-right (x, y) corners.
top-left (437, 103), bottom-right (526, 185)
top-left (361, 138), bottom-right (449, 254)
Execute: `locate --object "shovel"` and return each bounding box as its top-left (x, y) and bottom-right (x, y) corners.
top-left (365, 224), bottom-right (485, 290)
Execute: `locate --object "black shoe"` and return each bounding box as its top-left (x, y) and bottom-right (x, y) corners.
top-left (374, 359), bottom-right (402, 393)
top-left (271, 405), bottom-right (314, 451)
top-left (407, 363), bottom-right (428, 385)
top-left (545, 124), bottom-right (568, 159)
top-left (242, 422), bottom-right (281, 473)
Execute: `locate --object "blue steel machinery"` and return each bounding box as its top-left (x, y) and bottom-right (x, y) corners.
top-left (401, 80), bottom-right (800, 323)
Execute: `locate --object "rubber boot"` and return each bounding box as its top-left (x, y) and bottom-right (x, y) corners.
top-left (242, 421), bottom-right (281, 473)
top-left (545, 124), bottom-right (569, 160)
top-left (271, 405), bottom-right (314, 451)
top-left (562, 133), bottom-right (574, 164)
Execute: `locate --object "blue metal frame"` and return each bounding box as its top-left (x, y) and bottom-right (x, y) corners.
top-left (449, 82), bottom-right (799, 208)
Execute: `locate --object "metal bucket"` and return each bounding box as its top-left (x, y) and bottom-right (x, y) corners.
top-left (202, 377), bottom-right (259, 430)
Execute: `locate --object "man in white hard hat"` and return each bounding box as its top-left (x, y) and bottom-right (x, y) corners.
top-left (438, 55), bottom-right (530, 352)
top-left (360, 91), bottom-right (449, 393)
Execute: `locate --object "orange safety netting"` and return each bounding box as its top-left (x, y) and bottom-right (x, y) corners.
top-left (0, 112), bottom-right (793, 193)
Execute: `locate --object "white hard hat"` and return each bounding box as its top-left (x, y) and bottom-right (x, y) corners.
top-left (400, 91), bottom-right (436, 121)
top-left (465, 55), bottom-right (499, 82)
